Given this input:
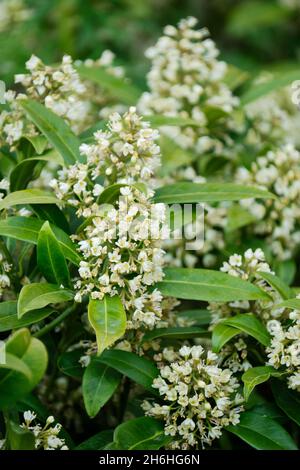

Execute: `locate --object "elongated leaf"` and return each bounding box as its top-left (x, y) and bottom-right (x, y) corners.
top-left (241, 69), bottom-right (300, 105)
top-left (153, 183), bottom-right (276, 204)
top-left (142, 327), bottom-right (208, 343)
top-left (145, 114), bottom-right (201, 128)
top-left (21, 99), bottom-right (82, 165)
top-left (0, 189), bottom-right (60, 210)
top-left (98, 350), bottom-right (158, 391)
top-left (23, 135), bottom-right (48, 155)
top-left (97, 183), bottom-right (126, 204)
top-left (7, 420), bottom-right (35, 450)
top-left (31, 203), bottom-right (70, 234)
top-left (76, 65), bottom-right (141, 105)
top-left (18, 283), bottom-right (73, 318)
top-left (177, 309), bottom-right (211, 325)
top-left (271, 379), bottom-right (300, 427)
top-left (227, 411), bottom-right (297, 450)
top-left (114, 417), bottom-right (170, 450)
top-left (223, 314), bottom-right (271, 346)
top-left (0, 329), bottom-right (48, 408)
top-left (242, 366), bottom-right (283, 401)
top-left (257, 271), bottom-right (292, 300)
top-left (10, 155), bottom-right (63, 192)
top-left (0, 353), bottom-right (32, 380)
top-left (212, 323), bottom-right (240, 353)
top-left (76, 430), bottom-right (113, 450)
top-left (0, 217), bottom-right (81, 265)
top-left (0, 300), bottom-right (54, 332)
top-left (88, 296), bottom-right (126, 355)
top-left (37, 221), bottom-right (70, 286)
top-left (226, 204), bottom-right (257, 232)
top-left (275, 298), bottom-right (300, 310)
top-left (57, 350), bottom-right (83, 378)
top-left (157, 268), bottom-right (271, 302)
top-left (83, 358), bottom-right (121, 418)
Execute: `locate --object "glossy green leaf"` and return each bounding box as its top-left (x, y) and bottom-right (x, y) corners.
top-left (227, 411), bottom-right (297, 450)
top-left (0, 217), bottom-right (81, 265)
top-left (21, 99), bottom-right (82, 165)
top-left (212, 323), bottom-right (240, 353)
top-left (257, 271), bottom-right (292, 300)
top-left (275, 298), bottom-right (300, 310)
top-left (177, 309), bottom-right (211, 325)
top-left (157, 268), bottom-right (271, 302)
top-left (153, 183), bottom-right (276, 204)
top-left (83, 358), bottom-right (121, 418)
top-left (0, 301), bottom-right (53, 333)
top-left (142, 326), bottom-right (209, 343)
top-left (7, 420), bottom-right (35, 450)
top-left (76, 65), bottom-right (141, 105)
top-left (271, 379), bottom-right (300, 427)
top-left (223, 314), bottom-right (271, 346)
top-left (10, 154), bottom-right (63, 192)
top-left (242, 366), bottom-right (283, 401)
top-left (37, 221), bottom-right (70, 286)
top-left (0, 352), bottom-right (32, 380)
top-left (0, 329), bottom-right (48, 408)
top-left (98, 350), bottom-right (158, 391)
top-left (76, 430), bottom-right (113, 450)
top-left (114, 417), bottom-right (170, 450)
top-left (18, 283), bottom-right (73, 318)
top-left (0, 189), bottom-right (60, 211)
top-left (88, 296), bottom-right (126, 355)
top-left (57, 350), bottom-right (83, 378)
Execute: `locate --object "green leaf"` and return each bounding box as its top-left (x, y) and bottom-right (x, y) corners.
top-left (0, 217), bottom-right (81, 265)
top-left (142, 327), bottom-right (209, 343)
top-left (275, 298), bottom-right (300, 310)
top-left (7, 420), bottom-right (36, 450)
top-left (227, 411), bottom-right (297, 450)
top-left (223, 314), bottom-right (271, 346)
top-left (37, 221), bottom-right (70, 286)
top-left (212, 323), bottom-right (241, 353)
top-left (75, 430), bottom-right (113, 450)
top-left (177, 309), bottom-right (211, 325)
top-left (0, 352), bottom-right (33, 380)
top-left (18, 283), bottom-right (73, 318)
top-left (83, 358), bottom-right (121, 418)
top-left (114, 417), bottom-right (170, 450)
top-left (257, 271), bottom-right (292, 300)
top-left (98, 350), bottom-right (158, 391)
top-left (57, 350), bottom-right (83, 378)
top-left (242, 366), bottom-right (283, 401)
top-left (76, 65), bottom-right (141, 105)
top-left (226, 204), bottom-right (257, 232)
top-left (31, 204), bottom-right (70, 234)
top-left (0, 189), bottom-right (60, 210)
top-left (153, 183), bottom-right (276, 204)
top-left (240, 69), bottom-right (300, 105)
top-left (157, 268), bottom-right (271, 302)
top-left (21, 99), bottom-right (82, 165)
top-left (159, 136), bottom-right (195, 174)
top-left (23, 135), bottom-right (48, 155)
top-left (97, 183), bottom-right (126, 205)
top-left (88, 296), bottom-right (126, 355)
top-left (0, 301), bottom-right (54, 332)
top-left (0, 329), bottom-right (48, 408)
top-left (10, 154), bottom-right (63, 192)
top-left (271, 379), bottom-right (300, 427)
top-left (145, 114), bottom-right (201, 128)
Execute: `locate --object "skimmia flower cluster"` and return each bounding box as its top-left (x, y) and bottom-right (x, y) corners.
top-left (138, 16), bottom-right (239, 155)
top-left (142, 346), bottom-right (243, 449)
top-left (267, 307), bottom-right (300, 391)
top-left (51, 107), bottom-right (167, 329)
top-left (236, 144), bottom-right (300, 260)
top-left (20, 411), bottom-right (68, 450)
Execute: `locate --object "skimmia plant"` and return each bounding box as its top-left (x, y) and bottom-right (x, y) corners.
top-left (0, 16), bottom-right (299, 451)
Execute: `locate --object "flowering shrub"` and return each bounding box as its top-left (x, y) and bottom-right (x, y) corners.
top-left (0, 12), bottom-right (300, 452)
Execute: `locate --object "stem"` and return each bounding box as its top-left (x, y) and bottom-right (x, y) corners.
top-left (33, 304), bottom-right (77, 338)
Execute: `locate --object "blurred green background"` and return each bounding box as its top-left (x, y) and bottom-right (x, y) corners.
top-left (1, 0), bottom-right (300, 86)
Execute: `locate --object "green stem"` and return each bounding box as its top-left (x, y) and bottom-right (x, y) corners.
top-left (33, 304), bottom-right (77, 338)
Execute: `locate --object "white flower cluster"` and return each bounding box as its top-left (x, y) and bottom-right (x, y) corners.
top-left (0, 249), bottom-right (11, 299)
top-left (267, 306), bottom-right (300, 392)
top-left (236, 144), bottom-right (300, 260)
top-left (209, 248), bottom-right (288, 326)
top-left (142, 345), bottom-right (243, 449)
top-left (52, 108), bottom-right (167, 330)
top-left (138, 16), bottom-right (239, 155)
top-left (21, 411), bottom-right (68, 450)
top-left (0, 0), bottom-right (31, 32)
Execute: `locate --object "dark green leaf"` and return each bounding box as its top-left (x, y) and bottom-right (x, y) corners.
top-left (223, 314), bottom-right (271, 346)
top-left (114, 417), bottom-right (170, 450)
